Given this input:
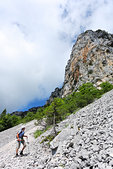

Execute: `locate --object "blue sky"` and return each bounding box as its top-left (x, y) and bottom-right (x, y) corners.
top-left (19, 98), bottom-right (47, 112)
top-left (0, 0), bottom-right (113, 113)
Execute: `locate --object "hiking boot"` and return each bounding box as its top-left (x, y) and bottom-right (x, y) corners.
top-left (16, 154), bottom-right (19, 157)
top-left (20, 151), bottom-right (23, 155)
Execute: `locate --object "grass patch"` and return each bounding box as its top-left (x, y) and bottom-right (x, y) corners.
top-left (40, 131), bottom-right (61, 145)
top-left (34, 130), bottom-right (44, 138)
top-left (34, 125), bottom-right (52, 138)
top-left (40, 135), bottom-right (55, 144)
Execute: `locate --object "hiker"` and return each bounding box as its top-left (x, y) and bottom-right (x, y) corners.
top-left (16, 126), bottom-right (28, 156)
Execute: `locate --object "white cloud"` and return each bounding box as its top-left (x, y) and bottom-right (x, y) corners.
top-left (60, 0), bottom-right (113, 37)
top-left (0, 0), bottom-right (113, 113)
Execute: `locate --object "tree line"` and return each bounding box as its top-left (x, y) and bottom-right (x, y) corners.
top-left (0, 82), bottom-right (113, 132)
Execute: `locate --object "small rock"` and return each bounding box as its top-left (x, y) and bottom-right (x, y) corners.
top-left (37, 165), bottom-right (45, 169)
top-left (0, 162), bottom-right (5, 168)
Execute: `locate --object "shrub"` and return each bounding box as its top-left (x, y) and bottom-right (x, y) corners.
top-left (11, 115), bottom-right (21, 126)
top-left (34, 130), bottom-right (44, 138)
top-left (100, 82), bottom-right (113, 93)
top-left (40, 135), bottom-right (55, 144)
top-left (40, 131), bottom-right (61, 145)
top-left (45, 98), bottom-right (64, 125)
top-left (35, 108), bottom-right (45, 121)
top-left (0, 120), bottom-right (4, 132)
top-left (77, 83), bottom-right (101, 105)
top-left (1, 82), bottom-right (113, 132)
top-left (1, 114), bottom-right (13, 129)
top-left (34, 126), bottom-right (51, 138)
top-left (22, 112), bottom-right (35, 123)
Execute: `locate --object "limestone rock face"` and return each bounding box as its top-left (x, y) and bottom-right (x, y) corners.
top-left (46, 88), bottom-right (62, 105)
top-left (48, 29), bottom-right (113, 101)
top-left (62, 29), bottom-right (113, 97)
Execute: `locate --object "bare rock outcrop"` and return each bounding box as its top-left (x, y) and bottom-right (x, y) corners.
top-left (62, 29), bottom-right (113, 97)
top-left (47, 29), bottom-right (113, 103)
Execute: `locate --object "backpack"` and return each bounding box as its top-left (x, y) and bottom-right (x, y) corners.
top-left (16, 130), bottom-right (24, 139)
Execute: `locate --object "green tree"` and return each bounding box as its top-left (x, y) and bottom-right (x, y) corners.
top-left (45, 98), bottom-right (64, 135)
top-left (35, 107), bottom-right (45, 121)
top-left (0, 109), bottom-right (7, 119)
top-left (11, 115), bottom-right (21, 126)
top-left (77, 83), bottom-right (100, 107)
top-left (1, 114), bottom-right (13, 129)
top-left (0, 120), bottom-right (4, 131)
top-left (23, 112), bottom-right (35, 123)
top-left (100, 82), bottom-right (113, 93)
top-left (64, 94), bottom-right (77, 114)
top-left (74, 92), bottom-right (88, 108)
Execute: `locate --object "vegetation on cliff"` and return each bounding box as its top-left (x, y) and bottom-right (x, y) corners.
top-left (0, 82), bottom-right (113, 132)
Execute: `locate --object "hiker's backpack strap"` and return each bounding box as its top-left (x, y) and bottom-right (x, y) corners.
top-left (16, 130), bottom-right (22, 139)
top-left (16, 133), bottom-right (19, 139)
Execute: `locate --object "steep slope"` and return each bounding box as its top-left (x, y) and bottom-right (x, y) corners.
top-left (0, 90), bottom-right (113, 169)
top-left (47, 29), bottom-right (113, 103)
top-left (48, 89), bottom-right (113, 169)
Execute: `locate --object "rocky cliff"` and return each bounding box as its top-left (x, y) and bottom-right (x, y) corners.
top-left (11, 106), bottom-right (43, 117)
top-left (47, 29), bottom-right (113, 103)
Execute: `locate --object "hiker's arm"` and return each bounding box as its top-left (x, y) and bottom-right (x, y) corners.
top-left (23, 135), bottom-right (28, 138)
top-left (17, 133), bottom-right (19, 138)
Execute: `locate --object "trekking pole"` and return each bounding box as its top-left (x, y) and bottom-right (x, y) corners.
top-left (26, 137), bottom-right (30, 154)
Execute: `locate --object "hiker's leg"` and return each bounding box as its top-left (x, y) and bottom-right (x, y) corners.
top-left (16, 148), bottom-right (19, 154)
top-left (22, 144), bottom-right (26, 151)
top-left (21, 140), bottom-right (26, 152)
top-left (16, 141), bottom-right (20, 155)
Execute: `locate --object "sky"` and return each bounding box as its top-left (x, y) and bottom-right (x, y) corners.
top-left (0, 0), bottom-right (113, 113)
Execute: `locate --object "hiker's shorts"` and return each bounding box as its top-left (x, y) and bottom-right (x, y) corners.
top-left (16, 140), bottom-right (26, 149)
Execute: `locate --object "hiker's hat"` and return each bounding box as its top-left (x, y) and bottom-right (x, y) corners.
top-left (21, 125), bottom-right (25, 129)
